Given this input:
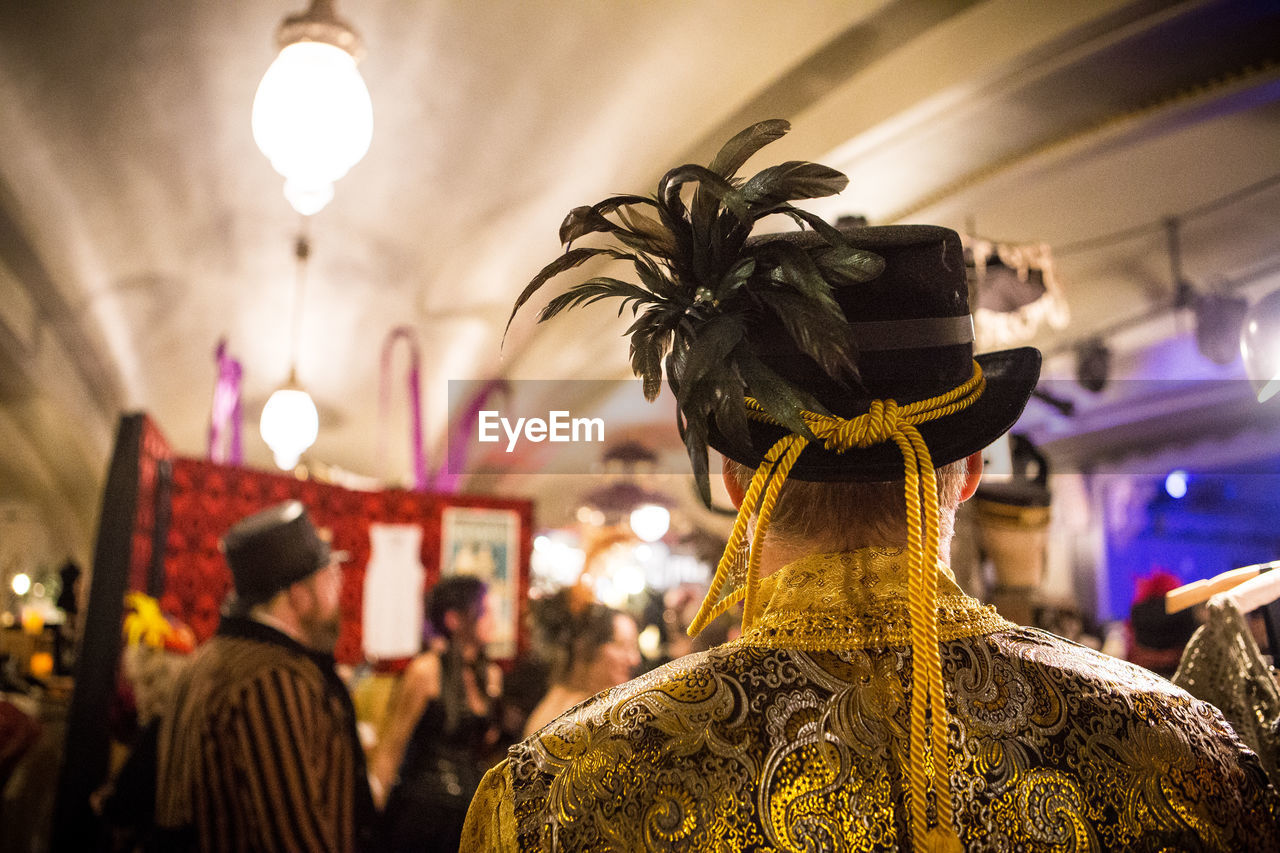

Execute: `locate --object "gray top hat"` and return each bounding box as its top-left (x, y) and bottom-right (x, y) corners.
top-left (220, 500), bottom-right (344, 607)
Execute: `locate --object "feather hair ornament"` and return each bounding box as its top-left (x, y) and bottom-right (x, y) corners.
top-left (507, 119), bottom-right (884, 505)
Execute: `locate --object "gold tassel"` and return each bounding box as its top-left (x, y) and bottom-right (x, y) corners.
top-left (688, 362), bottom-right (984, 849)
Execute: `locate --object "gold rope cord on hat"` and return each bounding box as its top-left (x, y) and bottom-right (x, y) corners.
top-left (688, 361), bottom-right (985, 853)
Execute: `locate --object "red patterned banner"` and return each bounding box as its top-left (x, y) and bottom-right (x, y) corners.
top-left (158, 457), bottom-right (531, 665)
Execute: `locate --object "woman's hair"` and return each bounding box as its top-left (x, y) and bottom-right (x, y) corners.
top-left (723, 457), bottom-right (969, 551)
top-left (425, 575), bottom-right (491, 734)
top-left (536, 590), bottom-right (625, 682)
top-left (427, 574), bottom-right (487, 639)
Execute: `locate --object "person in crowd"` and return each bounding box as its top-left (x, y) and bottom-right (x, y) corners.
top-left (93, 594), bottom-right (195, 852)
top-left (522, 593), bottom-right (641, 736)
top-left (54, 558), bottom-right (83, 675)
top-left (495, 653), bottom-right (550, 748)
top-left (463, 120), bottom-right (1279, 850)
top-left (1126, 567), bottom-right (1200, 678)
top-left (372, 574), bottom-right (501, 853)
top-left (154, 500), bottom-right (374, 852)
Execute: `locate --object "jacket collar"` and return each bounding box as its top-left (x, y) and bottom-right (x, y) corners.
top-left (738, 548), bottom-right (1011, 650)
top-left (216, 614), bottom-right (336, 671)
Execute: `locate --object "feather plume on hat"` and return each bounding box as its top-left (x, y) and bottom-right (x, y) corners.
top-left (507, 120), bottom-right (884, 505)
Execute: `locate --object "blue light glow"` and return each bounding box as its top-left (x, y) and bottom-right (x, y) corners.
top-left (1165, 470), bottom-right (1189, 499)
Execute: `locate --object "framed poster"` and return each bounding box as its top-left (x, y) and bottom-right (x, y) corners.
top-left (440, 506), bottom-right (520, 658)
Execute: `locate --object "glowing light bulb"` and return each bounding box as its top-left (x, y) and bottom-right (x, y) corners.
top-left (260, 386), bottom-right (319, 469)
top-left (629, 504), bottom-right (670, 543)
top-left (252, 41), bottom-right (372, 215)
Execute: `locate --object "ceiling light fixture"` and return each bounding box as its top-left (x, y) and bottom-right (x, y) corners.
top-left (1241, 287), bottom-right (1280, 403)
top-left (1163, 218), bottom-right (1248, 367)
top-left (252, 0), bottom-right (373, 216)
top-left (1194, 291), bottom-right (1248, 365)
top-left (260, 234), bottom-right (320, 469)
top-left (1074, 338), bottom-right (1110, 393)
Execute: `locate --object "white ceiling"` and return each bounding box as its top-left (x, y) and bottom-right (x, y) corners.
top-left (2, 0), bottom-right (1278, 565)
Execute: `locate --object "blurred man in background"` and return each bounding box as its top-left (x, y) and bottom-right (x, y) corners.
top-left (155, 501), bottom-right (373, 852)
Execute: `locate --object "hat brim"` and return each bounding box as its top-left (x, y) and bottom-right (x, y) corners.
top-left (709, 346), bottom-right (1042, 482)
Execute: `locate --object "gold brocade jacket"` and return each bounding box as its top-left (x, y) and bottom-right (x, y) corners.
top-left (462, 549), bottom-right (1280, 851)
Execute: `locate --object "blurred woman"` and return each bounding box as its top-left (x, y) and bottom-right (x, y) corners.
top-left (372, 575), bottom-right (501, 853)
top-left (523, 598), bottom-right (641, 737)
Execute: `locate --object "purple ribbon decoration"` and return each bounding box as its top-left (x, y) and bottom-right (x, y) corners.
top-left (432, 377), bottom-right (509, 494)
top-left (207, 338), bottom-right (243, 465)
top-left (379, 326), bottom-right (429, 491)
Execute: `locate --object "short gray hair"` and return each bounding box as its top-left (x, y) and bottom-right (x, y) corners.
top-left (723, 457), bottom-right (968, 552)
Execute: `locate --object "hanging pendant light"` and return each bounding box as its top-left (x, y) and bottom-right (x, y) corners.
top-left (261, 369), bottom-right (320, 470)
top-left (261, 234), bottom-right (320, 469)
top-left (252, 0), bottom-right (373, 215)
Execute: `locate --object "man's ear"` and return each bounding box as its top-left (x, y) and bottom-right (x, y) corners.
top-left (285, 580), bottom-right (312, 614)
top-left (721, 458), bottom-right (746, 510)
top-left (959, 451), bottom-right (983, 502)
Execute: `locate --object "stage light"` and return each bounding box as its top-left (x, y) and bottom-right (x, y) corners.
top-left (1075, 338), bottom-right (1110, 393)
top-left (1194, 293), bottom-right (1248, 365)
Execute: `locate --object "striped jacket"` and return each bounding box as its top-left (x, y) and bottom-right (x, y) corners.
top-left (155, 617), bottom-right (373, 852)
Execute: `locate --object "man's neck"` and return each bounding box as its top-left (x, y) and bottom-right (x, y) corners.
top-left (756, 531), bottom-right (953, 579)
top-left (248, 604), bottom-right (304, 644)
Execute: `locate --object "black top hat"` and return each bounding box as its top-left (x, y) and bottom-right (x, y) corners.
top-left (511, 119), bottom-right (1040, 495)
top-left (220, 501), bottom-right (342, 607)
top-left (704, 225), bottom-right (1041, 482)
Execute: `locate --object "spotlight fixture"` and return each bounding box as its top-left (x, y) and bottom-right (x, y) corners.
top-left (1241, 287), bottom-right (1280, 403)
top-left (252, 0), bottom-right (373, 215)
top-left (1075, 338), bottom-right (1110, 393)
top-left (1194, 292), bottom-right (1248, 366)
top-left (1164, 218), bottom-right (1246, 367)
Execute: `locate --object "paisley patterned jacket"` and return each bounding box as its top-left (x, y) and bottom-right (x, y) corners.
top-left (463, 549), bottom-right (1280, 851)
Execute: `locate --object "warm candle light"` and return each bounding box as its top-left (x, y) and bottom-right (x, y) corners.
top-left (21, 607), bottom-right (44, 636)
top-left (28, 651), bottom-right (53, 679)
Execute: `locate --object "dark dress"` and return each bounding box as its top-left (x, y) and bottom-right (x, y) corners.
top-left (381, 659), bottom-right (494, 852)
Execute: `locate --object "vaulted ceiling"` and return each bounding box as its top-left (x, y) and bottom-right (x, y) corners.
top-left (2, 0), bottom-right (1278, 566)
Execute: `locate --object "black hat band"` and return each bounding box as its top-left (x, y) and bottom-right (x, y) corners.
top-left (849, 315), bottom-right (974, 352)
